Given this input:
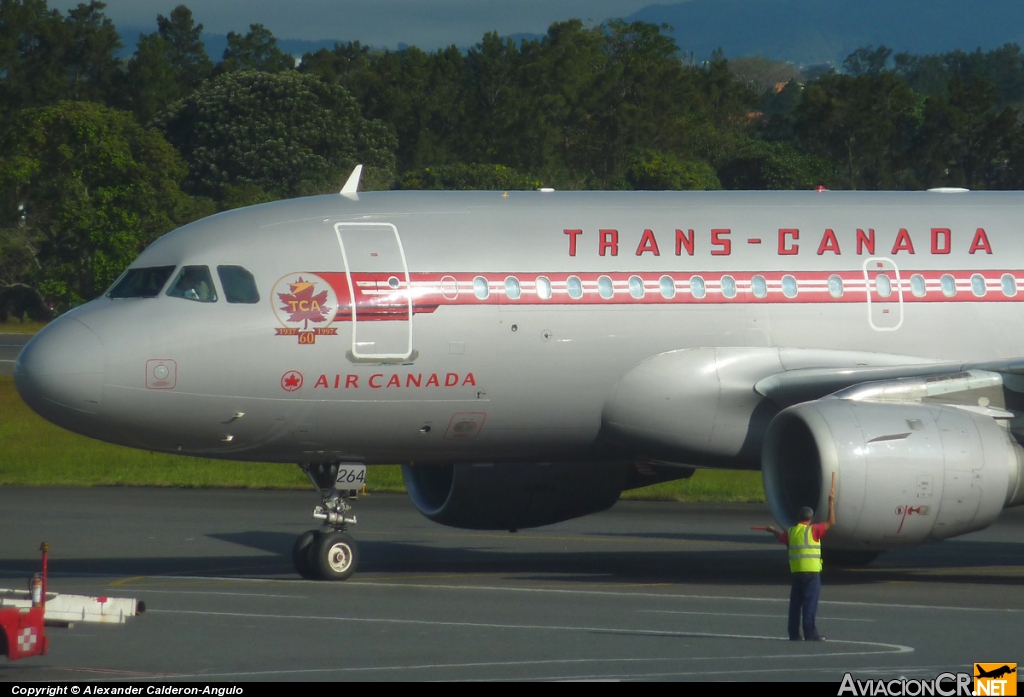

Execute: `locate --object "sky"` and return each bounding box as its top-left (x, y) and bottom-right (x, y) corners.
top-left (52, 0), bottom-right (659, 48)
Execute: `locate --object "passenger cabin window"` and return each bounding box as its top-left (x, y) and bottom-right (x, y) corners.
top-left (688, 276), bottom-right (704, 299)
top-left (106, 265), bottom-right (176, 298)
top-left (828, 275), bottom-right (843, 298)
top-left (660, 276), bottom-right (676, 299)
top-left (781, 275), bottom-right (798, 298)
top-left (721, 275), bottom-right (737, 299)
top-left (628, 276), bottom-right (645, 299)
top-left (505, 276), bottom-right (521, 300)
top-left (875, 273), bottom-right (892, 298)
top-left (473, 276), bottom-right (489, 299)
top-left (598, 275), bottom-right (614, 299)
top-left (217, 265), bottom-right (259, 304)
top-left (1002, 274), bottom-right (1017, 297)
top-left (536, 276), bottom-right (552, 300)
top-left (567, 276), bottom-right (583, 299)
top-left (910, 274), bottom-right (926, 297)
top-left (166, 266), bottom-right (217, 302)
top-left (971, 274), bottom-right (986, 297)
top-left (941, 274), bottom-right (956, 297)
top-left (752, 275), bottom-right (767, 298)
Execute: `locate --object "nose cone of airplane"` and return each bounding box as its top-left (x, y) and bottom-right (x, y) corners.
top-left (15, 316), bottom-right (105, 425)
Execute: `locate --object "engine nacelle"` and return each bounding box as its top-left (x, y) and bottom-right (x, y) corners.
top-left (762, 399), bottom-right (1024, 550)
top-left (402, 460), bottom-right (631, 530)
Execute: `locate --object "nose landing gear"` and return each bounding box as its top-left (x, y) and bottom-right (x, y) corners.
top-left (293, 463), bottom-right (362, 580)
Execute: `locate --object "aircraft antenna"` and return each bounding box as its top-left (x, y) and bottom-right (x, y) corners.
top-left (340, 165), bottom-right (363, 198)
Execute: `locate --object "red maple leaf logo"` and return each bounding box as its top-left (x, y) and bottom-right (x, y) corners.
top-left (278, 278), bottom-right (331, 328)
top-left (281, 371), bottom-right (303, 392)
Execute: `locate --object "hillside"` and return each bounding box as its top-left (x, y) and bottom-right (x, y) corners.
top-left (627, 0), bottom-right (1024, 65)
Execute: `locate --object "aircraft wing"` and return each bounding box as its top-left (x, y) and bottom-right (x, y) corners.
top-left (602, 347), bottom-right (1024, 470)
top-left (753, 361), bottom-right (969, 407)
top-left (755, 355), bottom-right (1024, 417)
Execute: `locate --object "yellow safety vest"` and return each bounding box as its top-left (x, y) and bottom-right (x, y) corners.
top-left (788, 523), bottom-right (822, 573)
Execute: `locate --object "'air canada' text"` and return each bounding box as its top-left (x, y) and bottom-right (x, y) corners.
top-left (313, 372), bottom-right (477, 389)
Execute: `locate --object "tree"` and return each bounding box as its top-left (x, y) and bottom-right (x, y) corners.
top-left (157, 5), bottom-right (212, 93)
top-left (843, 45), bottom-right (892, 76)
top-left (297, 20), bottom-right (756, 190)
top-left (123, 33), bottom-right (178, 123)
top-left (914, 77), bottom-right (1019, 189)
top-left (123, 5), bottom-right (213, 123)
top-left (156, 70), bottom-right (397, 199)
top-left (220, 23), bottom-right (294, 73)
top-left (61, 0), bottom-right (121, 102)
top-left (718, 140), bottom-right (831, 190)
top-left (0, 0), bottom-right (59, 115)
top-left (0, 101), bottom-right (206, 310)
top-left (0, 0), bottom-right (121, 115)
top-left (793, 72), bottom-right (918, 189)
top-left (299, 41), bottom-right (373, 85)
top-left (465, 33), bottom-right (526, 166)
top-left (398, 163), bottom-right (540, 190)
top-left (729, 55), bottom-right (802, 95)
top-left (624, 150), bottom-right (721, 190)
top-left (522, 20), bottom-right (618, 186)
top-left (895, 44), bottom-right (1024, 109)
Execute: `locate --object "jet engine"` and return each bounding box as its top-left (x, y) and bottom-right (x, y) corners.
top-left (402, 460), bottom-right (632, 530)
top-left (762, 398), bottom-right (1024, 550)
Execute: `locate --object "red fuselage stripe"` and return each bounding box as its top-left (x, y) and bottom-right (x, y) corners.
top-left (309, 270), bottom-right (1024, 320)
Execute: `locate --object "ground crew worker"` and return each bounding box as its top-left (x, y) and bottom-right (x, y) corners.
top-left (763, 485), bottom-right (835, 641)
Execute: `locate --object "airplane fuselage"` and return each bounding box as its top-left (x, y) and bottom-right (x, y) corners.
top-left (16, 189), bottom-right (1024, 470)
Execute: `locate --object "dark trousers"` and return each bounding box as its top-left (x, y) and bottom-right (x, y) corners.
top-left (788, 572), bottom-right (821, 640)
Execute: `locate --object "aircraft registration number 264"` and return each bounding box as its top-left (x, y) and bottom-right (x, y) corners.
top-left (335, 465), bottom-right (367, 488)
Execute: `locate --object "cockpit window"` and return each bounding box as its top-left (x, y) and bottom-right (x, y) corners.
top-left (166, 265), bottom-right (218, 303)
top-left (217, 265), bottom-right (260, 304)
top-left (106, 266), bottom-right (176, 298)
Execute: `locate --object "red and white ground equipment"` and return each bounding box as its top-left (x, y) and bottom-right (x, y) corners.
top-left (0, 543), bottom-right (145, 661)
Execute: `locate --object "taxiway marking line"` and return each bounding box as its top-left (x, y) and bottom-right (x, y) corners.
top-left (333, 580), bottom-right (1024, 613)
top-left (53, 666), bottom-right (180, 678)
top-left (147, 608), bottom-right (914, 653)
top-left (371, 529), bottom-right (743, 546)
top-left (110, 573), bottom-right (1024, 610)
top-left (515, 663), bottom-right (958, 682)
top-left (109, 646), bottom-right (917, 681)
top-left (639, 609), bottom-right (875, 621)
top-left (110, 589), bottom-right (305, 598)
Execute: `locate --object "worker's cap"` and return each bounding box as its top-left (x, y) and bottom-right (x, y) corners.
top-left (798, 506), bottom-right (814, 522)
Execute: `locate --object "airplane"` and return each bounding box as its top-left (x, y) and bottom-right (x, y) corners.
top-left (976, 666), bottom-right (1017, 680)
top-left (13, 168), bottom-right (1024, 581)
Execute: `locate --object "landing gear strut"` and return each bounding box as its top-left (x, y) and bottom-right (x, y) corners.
top-left (293, 463), bottom-right (361, 580)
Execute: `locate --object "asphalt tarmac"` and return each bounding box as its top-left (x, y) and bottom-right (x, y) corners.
top-left (0, 487), bottom-right (1021, 682)
top-left (0, 334), bottom-right (29, 376)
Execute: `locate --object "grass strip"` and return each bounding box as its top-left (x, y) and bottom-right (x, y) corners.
top-left (0, 376), bottom-right (405, 491)
top-left (0, 376), bottom-right (763, 501)
top-left (0, 320), bottom-right (49, 334)
top-left (620, 470), bottom-right (764, 502)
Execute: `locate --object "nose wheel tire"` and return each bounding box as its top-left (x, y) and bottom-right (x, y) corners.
top-left (311, 531), bottom-right (360, 581)
top-left (292, 530), bottom-right (320, 579)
